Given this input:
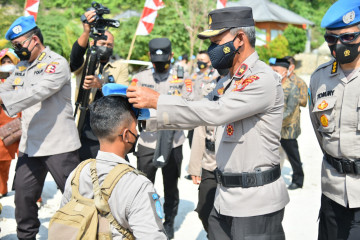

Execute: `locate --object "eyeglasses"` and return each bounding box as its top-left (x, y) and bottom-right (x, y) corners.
top-left (119, 129), bottom-right (138, 143)
top-left (11, 34), bottom-right (34, 50)
top-left (324, 32), bottom-right (360, 44)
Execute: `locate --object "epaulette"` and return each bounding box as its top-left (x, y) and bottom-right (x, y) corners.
top-left (311, 60), bottom-right (335, 76)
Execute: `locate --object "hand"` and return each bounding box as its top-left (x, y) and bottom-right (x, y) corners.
top-left (191, 175), bottom-right (201, 185)
top-left (83, 75), bottom-right (102, 89)
top-left (126, 85), bottom-right (160, 109)
top-left (82, 10), bottom-right (96, 34)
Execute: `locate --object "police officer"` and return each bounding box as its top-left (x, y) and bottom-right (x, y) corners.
top-left (270, 58), bottom-right (304, 190)
top-left (309, 1), bottom-right (360, 239)
top-left (0, 16), bottom-right (81, 240)
top-left (61, 84), bottom-right (167, 239)
top-left (132, 38), bottom-right (185, 239)
top-left (127, 7), bottom-right (289, 240)
top-left (71, 9), bottom-right (129, 160)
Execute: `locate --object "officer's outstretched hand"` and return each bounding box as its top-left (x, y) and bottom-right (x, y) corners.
top-left (191, 175), bottom-right (201, 185)
top-left (83, 75), bottom-right (102, 89)
top-left (127, 86), bottom-right (160, 109)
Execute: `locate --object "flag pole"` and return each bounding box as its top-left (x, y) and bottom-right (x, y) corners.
top-left (126, 18), bottom-right (142, 61)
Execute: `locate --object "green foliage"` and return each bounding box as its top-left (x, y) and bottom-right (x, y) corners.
top-left (256, 35), bottom-right (289, 63)
top-left (283, 25), bottom-right (306, 55)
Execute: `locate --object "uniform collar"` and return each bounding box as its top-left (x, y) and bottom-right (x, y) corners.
top-left (96, 150), bottom-right (134, 167)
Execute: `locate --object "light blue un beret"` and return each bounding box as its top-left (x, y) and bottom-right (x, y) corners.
top-left (321, 0), bottom-right (360, 29)
top-left (5, 16), bottom-right (37, 41)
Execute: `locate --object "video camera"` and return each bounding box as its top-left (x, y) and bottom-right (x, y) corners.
top-left (81, 1), bottom-right (120, 41)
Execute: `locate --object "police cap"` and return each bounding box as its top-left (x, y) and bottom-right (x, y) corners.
top-left (269, 57), bottom-right (290, 69)
top-left (321, 0), bottom-right (360, 29)
top-left (5, 16), bottom-right (38, 41)
top-left (198, 7), bottom-right (255, 40)
top-left (149, 38), bottom-right (172, 63)
top-left (102, 83), bottom-right (150, 120)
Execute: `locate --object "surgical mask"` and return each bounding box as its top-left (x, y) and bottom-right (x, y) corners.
top-left (207, 35), bottom-right (241, 69)
top-left (197, 61), bottom-right (208, 70)
top-left (0, 64), bottom-right (15, 73)
top-left (217, 68), bottom-right (229, 76)
top-left (154, 61), bottom-right (170, 73)
top-left (274, 71), bottom-right (284, 81)
top-left (97, 46), bottom-right (113, 61)
top-left (329, 42), bottom-right (360, 64)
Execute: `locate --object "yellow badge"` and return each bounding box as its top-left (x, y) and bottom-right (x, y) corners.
top-left (208, 15), bottom-right (212, 26)
top-left (217, 87), bottom-right (224, 95)
top-left (13, 78), bottom-right (21, 85)
top-left (50, 62), bottom-right (59, 65)
top-left (223, 46), bottom-right (230, 54)
top-left (170, 79), bottom-right (183, 84)
top-left (331, 61), bottom-right (338, 74)
top-left (317, 100), bottom-right (328, 110)
top-left (172, 75), bottom-right (178, 80)
top-left (344, 49), bottom-right (350, 57)
top-left (192, 74), bottom-right (197, 79)
top-left (18, 66), bottom-right (27, 71)
top-left (38, 52), bottom-right (46, 61)
top-left (37, 63), bottom-right (47, 69)
top-left (320, 114), bottom-right (328, 127)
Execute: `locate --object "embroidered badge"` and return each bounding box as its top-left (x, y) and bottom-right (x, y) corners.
top-left (130, 78), bottom-right (138, 86)
top-left (343, 10), bottom-right (355, 24)
top-left (185, 79), bottom-right (192, 92)
top-left (317, 100), bottom-right (328, 110)
top-left (344, 49), bottom-right (350, 57)
top-left (45, 64), bottom-right (56, 74)
top-left (36, 63), bottom-right (47, 69)
top-left (223, 46), bottom-right (231, 54)
top-left (13, 78), bottom-right (21, 85)
top-left (217, 87), bottom-right (224, 95)
top-left (234, 75), bottom-right (260, 92)
top-left (234, 64), bottom-right (248, 78)
top-left (50, 62), bottom-right (59, 65)
top-left (12, 25), bottom-right (22, 34)
top-left (170, 79), bottom-right (183, 84)
top-left (226, 124), bottom-right (234, 136)
top-left (320, 114), bottom-right (328, 127)
top-left (37, 52), bottom-right (46, 61)
top-left (18, 66), bottom-right (27, 72)
top-left (331, 61), bottom-right (338, 74)
top-left (152, 193), bottom-right (164, 219)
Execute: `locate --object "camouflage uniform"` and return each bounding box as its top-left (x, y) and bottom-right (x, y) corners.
top-left (281, 77), bottom-right (304, 188)
top-left (289, 74), bottom-right (307, 107)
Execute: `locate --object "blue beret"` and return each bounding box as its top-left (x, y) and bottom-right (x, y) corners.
top-left (321, 0), bottom-right (360, 29)
top-left (102, 83), bottom-right (150, 120)
top-left (5, 16), bottom-right (37, 41)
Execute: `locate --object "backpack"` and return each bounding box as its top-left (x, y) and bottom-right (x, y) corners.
top-left (48, 159), bottom-right (136, 240)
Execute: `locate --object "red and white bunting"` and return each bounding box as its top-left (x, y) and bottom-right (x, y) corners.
top-left (216, 0), bottom-right (227, 9)
top-left (135, 0), bottom-right (165, 36)
top-left (24, 0), bottom-right (40, 21)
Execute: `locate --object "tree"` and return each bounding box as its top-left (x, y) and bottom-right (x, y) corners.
top-left (283, 25), bottom-right (307, 55)
top-left (256, 35), bottom-right (289, 63)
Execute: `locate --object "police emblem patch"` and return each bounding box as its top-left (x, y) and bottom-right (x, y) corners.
top-left (226, 124), bottom-right (234, 136)
top-left (234, 64), bottom-right (248, 78)
top-left (156, 49), bottom-right (163, 55)
top-left (12, 25), bottom-right (22, 34)
top-left (343, 10), bottom-right (355, 24)
top-left (13, 78), bottom-right (21, 85)
top-left (18, 66), bottom-right (27, 71)
top-left (45, 64), bottom-right (56, 74)
top-left (344, 49), bottom-right (350, 57)
top-left (223, 46), bottom-right (231, 54)
top-left (185, 79), bottom-right (192, 92)
top-left (317, 100), bottom-right (328, 110)
top-left (320, 115), bottom-right (328, 127)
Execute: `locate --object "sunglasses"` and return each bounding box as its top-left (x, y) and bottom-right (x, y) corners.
top-left (324, 32), bottom-right (360, 44)
top-left (11, 34), bottom-right (34, 50)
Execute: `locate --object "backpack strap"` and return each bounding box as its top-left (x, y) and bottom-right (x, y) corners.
top-left (90, 161), bottom-right (135, 240)
top-left (70, 159), bottom-right (95, 203)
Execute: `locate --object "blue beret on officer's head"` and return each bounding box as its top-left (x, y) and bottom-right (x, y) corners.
top-left (5, 16), bottom-right (37, 41)
top-left (321, 0), bottom-right (360, 29)
top-left (102, 83), bottom-right (150, 120)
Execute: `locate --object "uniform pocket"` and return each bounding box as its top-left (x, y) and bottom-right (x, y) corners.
top-left (222, 121), bottom-right (244, 143)
top-left (312, 97), bottom-right (336, 133)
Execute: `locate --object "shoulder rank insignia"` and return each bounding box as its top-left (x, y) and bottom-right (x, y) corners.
top-left (233, 75), bottom-right (259, 92)
top-left (331, 61), bottom-right (338, 74)
top-left (234, 63), bottom-right (248, 78)
top-left (320, 114), bottom-right (328, 127)
top-left (217, 87), bottom-right (224, 95)
top-left (226, 124), bottom-right (234, 136)
top-left (18, 66), bottom-right (27, 72)
top-left (317, 100), bottom-right (328, 110)
top-left (185, 79), bottom-right (192, 92)
top-left (37, 52), bottom-right (46, 61)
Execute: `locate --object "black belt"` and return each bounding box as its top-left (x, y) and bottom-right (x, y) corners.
top-left (214, 165), bottom-right (281, 188)
top-left (325, 153), bottom-right (360, 175)
top-left (205, 139), bottom-right (215, 152)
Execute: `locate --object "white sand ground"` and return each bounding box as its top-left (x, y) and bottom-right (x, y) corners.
top-left (0, 75), bottom-right (323, 239)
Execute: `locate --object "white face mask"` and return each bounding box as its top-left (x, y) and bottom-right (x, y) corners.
top-left (0, 64), bottom-right (15, 73)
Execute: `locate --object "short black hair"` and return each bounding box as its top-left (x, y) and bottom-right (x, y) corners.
top-left (181, 54), bottom-right (188, 62)
top-left (89, 96), bottom-right (135, 141)
top-left (284, 56), bottom-right (295, 65)
top-left (24, 27), bottom-right (44, 44)
top-left (198, 50), bottom-right (209, 55)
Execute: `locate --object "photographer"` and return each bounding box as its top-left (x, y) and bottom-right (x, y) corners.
top-left (71, 7), bottom-right (129, 161)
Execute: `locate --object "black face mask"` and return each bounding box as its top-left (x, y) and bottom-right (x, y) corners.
top-left (329, 42), bottom-right (360, 64)
top-left (97, 46), bottom-right (113, 61)
top-left (126, 130), bottom-right (139, 154)
top-left (217, 68), bottom-right (229, 76)
top-left (154, 61), bottom-right (170, 73)
top-left (197, 61), bottom-right (208, 70)
top-left (207, 35), bottom-right (240, 69)
top-left (15, 40), bottom-right (36, 61)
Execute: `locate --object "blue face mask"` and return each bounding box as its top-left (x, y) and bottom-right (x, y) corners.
top-left (207, 35), bottom-right (240, 69)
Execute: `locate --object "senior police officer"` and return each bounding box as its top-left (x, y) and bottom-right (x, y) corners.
top-left (0, 16), bottom-right (80, 240)
top-left (71, 9), bottom-right (129, 160)
top-left (309, 1), bottom-right (360, 239)
top-left (131, 38), bottom-right (185, 239)
top-left (127, 7), bottom-right (289, 240)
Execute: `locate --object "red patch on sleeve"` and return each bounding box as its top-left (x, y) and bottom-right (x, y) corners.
top-left (185, 79), bottom-right (192, 92)
top-left (233, 75), bottom-right (260, 92)
top-left (45, 64), bottom-right (56, 74)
